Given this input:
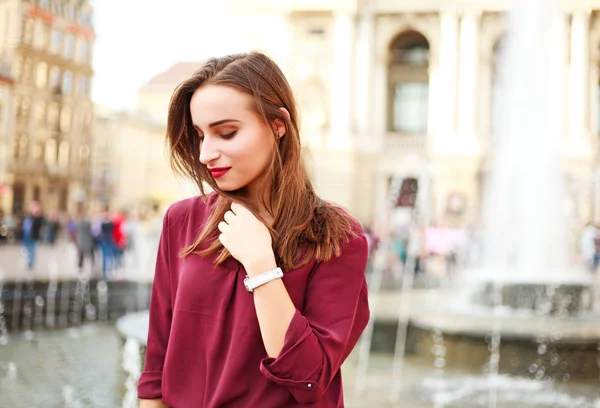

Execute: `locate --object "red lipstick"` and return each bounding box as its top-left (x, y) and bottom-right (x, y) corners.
top-left (209, 167), bottom-right (231, 179)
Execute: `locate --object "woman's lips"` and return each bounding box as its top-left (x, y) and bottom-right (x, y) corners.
top-left (209, 167), bottom-right (231, 179)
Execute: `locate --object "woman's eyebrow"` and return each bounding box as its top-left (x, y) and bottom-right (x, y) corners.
top-left (193, 119), bottom-right (241, 131)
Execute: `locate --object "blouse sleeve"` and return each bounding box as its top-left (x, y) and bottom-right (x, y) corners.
top-left (259, 232), bottom-right (370, 404)
top-left (137, 211), bottom-right (173, 399)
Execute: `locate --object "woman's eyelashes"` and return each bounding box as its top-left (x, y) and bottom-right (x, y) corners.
top-left (220, 130), bottom-right (237, 139)
top-left (196, 130), bottom-right (237, 141)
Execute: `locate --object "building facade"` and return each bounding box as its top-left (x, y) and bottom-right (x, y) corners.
top-left (91, 61), bottom-right (211, 215)
top-left (90, 108), bottom-right (184, 214)
top-left (228, 0), bottom-right (600, 227)
top-left (0, 0), bottom-right (95, 216)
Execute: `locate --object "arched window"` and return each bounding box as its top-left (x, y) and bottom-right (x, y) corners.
top-left (36, 62), bottom-right (48, 88)
top-left (388, 31), bottom-right (430, 134)
top-left (490, 37), bottom-right (506, 137)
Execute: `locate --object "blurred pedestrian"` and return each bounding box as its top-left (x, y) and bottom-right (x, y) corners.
top-left (76, 208), bottom-right (95, 273)
top-left (21, 201), bottom-right (43, 270)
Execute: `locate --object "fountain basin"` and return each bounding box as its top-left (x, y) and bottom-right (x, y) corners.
top-left (471, 282), bottom-right (594, 316)
top-left (0, 279), bottom-right (152, 332)
top-left (368, 289), bottom-right (600, 381)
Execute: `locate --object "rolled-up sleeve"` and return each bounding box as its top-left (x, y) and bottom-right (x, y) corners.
top-left (137, 211), bottom-right (173, 399)
top-left (259, 232), bottom-right (370, 404)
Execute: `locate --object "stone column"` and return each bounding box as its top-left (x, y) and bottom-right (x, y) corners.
top-left (589, 64), bottom-right (599, 136)
top-left (457, 12), bottom-right (481, 142)
top-left (436, 12), bottom-right (460, 145)
top-left (329, 12), bottom-right (355, 150)
top-left (372, 51), bottom-right (387, 141)
top-left (569, 10), bottom-right (590, 141)
top-left (354, 11), bottom-right (374, 141)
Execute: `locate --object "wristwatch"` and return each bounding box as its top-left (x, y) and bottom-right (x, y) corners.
top-left (244, 267), bottom-right (284, 293)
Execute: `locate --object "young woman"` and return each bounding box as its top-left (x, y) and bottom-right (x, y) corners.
top-left (137, 52), bottom-right (370, 408)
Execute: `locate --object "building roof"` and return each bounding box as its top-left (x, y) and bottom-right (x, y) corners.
top-left (141, 62), bottom-right (205, 92)
top-left (0, 74), bottom-right (14, 86)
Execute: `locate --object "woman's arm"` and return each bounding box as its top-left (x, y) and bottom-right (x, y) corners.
top-left (139, 399), bottom-right (167, 408)
top-left (254, 233), bottom-right (370, 404)
top-left (137, 212), bottom-right (173, 400)
top-left (246, 259), bottom-right (296, 357)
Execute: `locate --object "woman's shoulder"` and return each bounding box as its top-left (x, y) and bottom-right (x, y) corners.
top-left (163, 191), bottom-right (219, 227)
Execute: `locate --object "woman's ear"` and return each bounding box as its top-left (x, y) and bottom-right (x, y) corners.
top-left (274, 107), bottom-right (291, 138)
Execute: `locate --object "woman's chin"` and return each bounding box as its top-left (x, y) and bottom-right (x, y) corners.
top-left (214, 180), bottom-right (241, 192)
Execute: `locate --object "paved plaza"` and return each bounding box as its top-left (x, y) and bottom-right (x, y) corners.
top-left (0, 240), bottom-right (155, 283)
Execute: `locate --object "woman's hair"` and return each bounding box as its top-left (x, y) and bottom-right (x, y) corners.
top-left (167, 51), bottom-right (357, 270)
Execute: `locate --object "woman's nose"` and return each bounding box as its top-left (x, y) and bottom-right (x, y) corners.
top-left (199, 138), bottom-right (220, 165)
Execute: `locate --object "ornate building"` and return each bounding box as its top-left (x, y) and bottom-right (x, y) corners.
top-left (228, 0), bottom-right (599, 227)
top-left (0, 0), bottom-right (95, 216)
top-left (90, 63), bottom-right (204, 214)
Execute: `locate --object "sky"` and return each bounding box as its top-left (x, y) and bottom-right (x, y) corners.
top-left (91, 0), bottom-right (240, 111)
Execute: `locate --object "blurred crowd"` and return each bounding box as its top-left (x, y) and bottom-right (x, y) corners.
top-left (362, 221), bottom-right (477, 283)
top-left (0, 201), bottom-right (163, 280)
top-left (581, 221), bottom-right (600, 275)
top-left (363, 217), bottom-right (599, 283)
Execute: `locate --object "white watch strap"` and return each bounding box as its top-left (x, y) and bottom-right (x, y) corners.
top-left (244, 267), bottom-right (283, 292)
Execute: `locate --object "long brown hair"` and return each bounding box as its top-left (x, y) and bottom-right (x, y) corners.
top-left (167, 52), bottom-right (357, 271)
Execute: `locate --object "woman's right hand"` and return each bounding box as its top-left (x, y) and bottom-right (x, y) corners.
top-left (139, 399), bottom-right (167, 408)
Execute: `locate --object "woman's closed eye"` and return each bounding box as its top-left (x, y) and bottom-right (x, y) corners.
top-left (195, 130), bottom-right (236, 141)
top-left (220, 131), bottom-right (237, 139)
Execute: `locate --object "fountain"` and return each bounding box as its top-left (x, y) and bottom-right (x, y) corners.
top-left (352, 0), bottom-right (600, 406)
top-left (465, 0), bottom-right (592, 315)
top-left (406, 0), bottom-right (600, 380)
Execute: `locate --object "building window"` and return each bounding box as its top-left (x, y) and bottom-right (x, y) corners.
top-left (47, 102), bottom-right (59, 130)
top-left (39, 0), bottom-right (49, 9)
top-left (65, 4), bottom-right (75, 20)
top-left (33, 141), bottom-right (44, 161)
top-left (13, 134), bottom-right (28, 161)
top-left (45, 138), bottom-right (57, 165)
top-left (22, 57), bottom-right (32, 84)
top-left (16, 97), bottom-right (31, 124)
top-left (62, 71), bottom-right (73, 95)
top-left (13, 55), bottom-right (23, 80)
top-left (77, 76), bottom-right (89, 97)
top-left (392, 84), bottom-right (429, 135)
top-left (37, 23), bottom-right (51, 49)
top-left (79, 144), bottom-right (90, 166)
top-left (77, 39), bottom-right (91, 64)
top-left (388, 31), bottom-right (430, 134)
top-left (50, 29), bottom-right (63, 54)
top-left (22, 18), bottom-right (35, 45)
top-left (36, 62), bottom-right (48, 88)
top-left (64, 34), bottom-right (75, 59)
top-left (50, 1), bottom-right (61, 15)
top-left (58, 140), bottom-right (69, 168)
top-left (78, 11), bottom-right (92, 27)
top-left (60, 106), bottom-right (71, 132)
top-left (35, 101), bottom-right (46, 126)
top-left (49, 66), bottom-right (61, 94)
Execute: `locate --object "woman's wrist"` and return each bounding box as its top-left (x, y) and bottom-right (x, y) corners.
top-left (244, 253), bottom-right (277, 278)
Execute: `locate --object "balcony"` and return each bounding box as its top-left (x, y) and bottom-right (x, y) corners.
top-left (383, 133), bottom-right (427, 151)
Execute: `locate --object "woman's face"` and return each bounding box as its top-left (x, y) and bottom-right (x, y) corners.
top-left (190, 85), bottom-right (276, 194)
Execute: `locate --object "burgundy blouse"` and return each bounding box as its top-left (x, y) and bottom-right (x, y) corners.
top-left (137, 193), bottom-right (370, 407)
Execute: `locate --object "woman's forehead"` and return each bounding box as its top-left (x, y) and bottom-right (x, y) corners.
top-left (190, 85), bottom-right (253, 124)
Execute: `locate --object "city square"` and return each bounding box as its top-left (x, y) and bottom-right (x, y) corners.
top-left (2, 0), bottom-right (600, 407)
